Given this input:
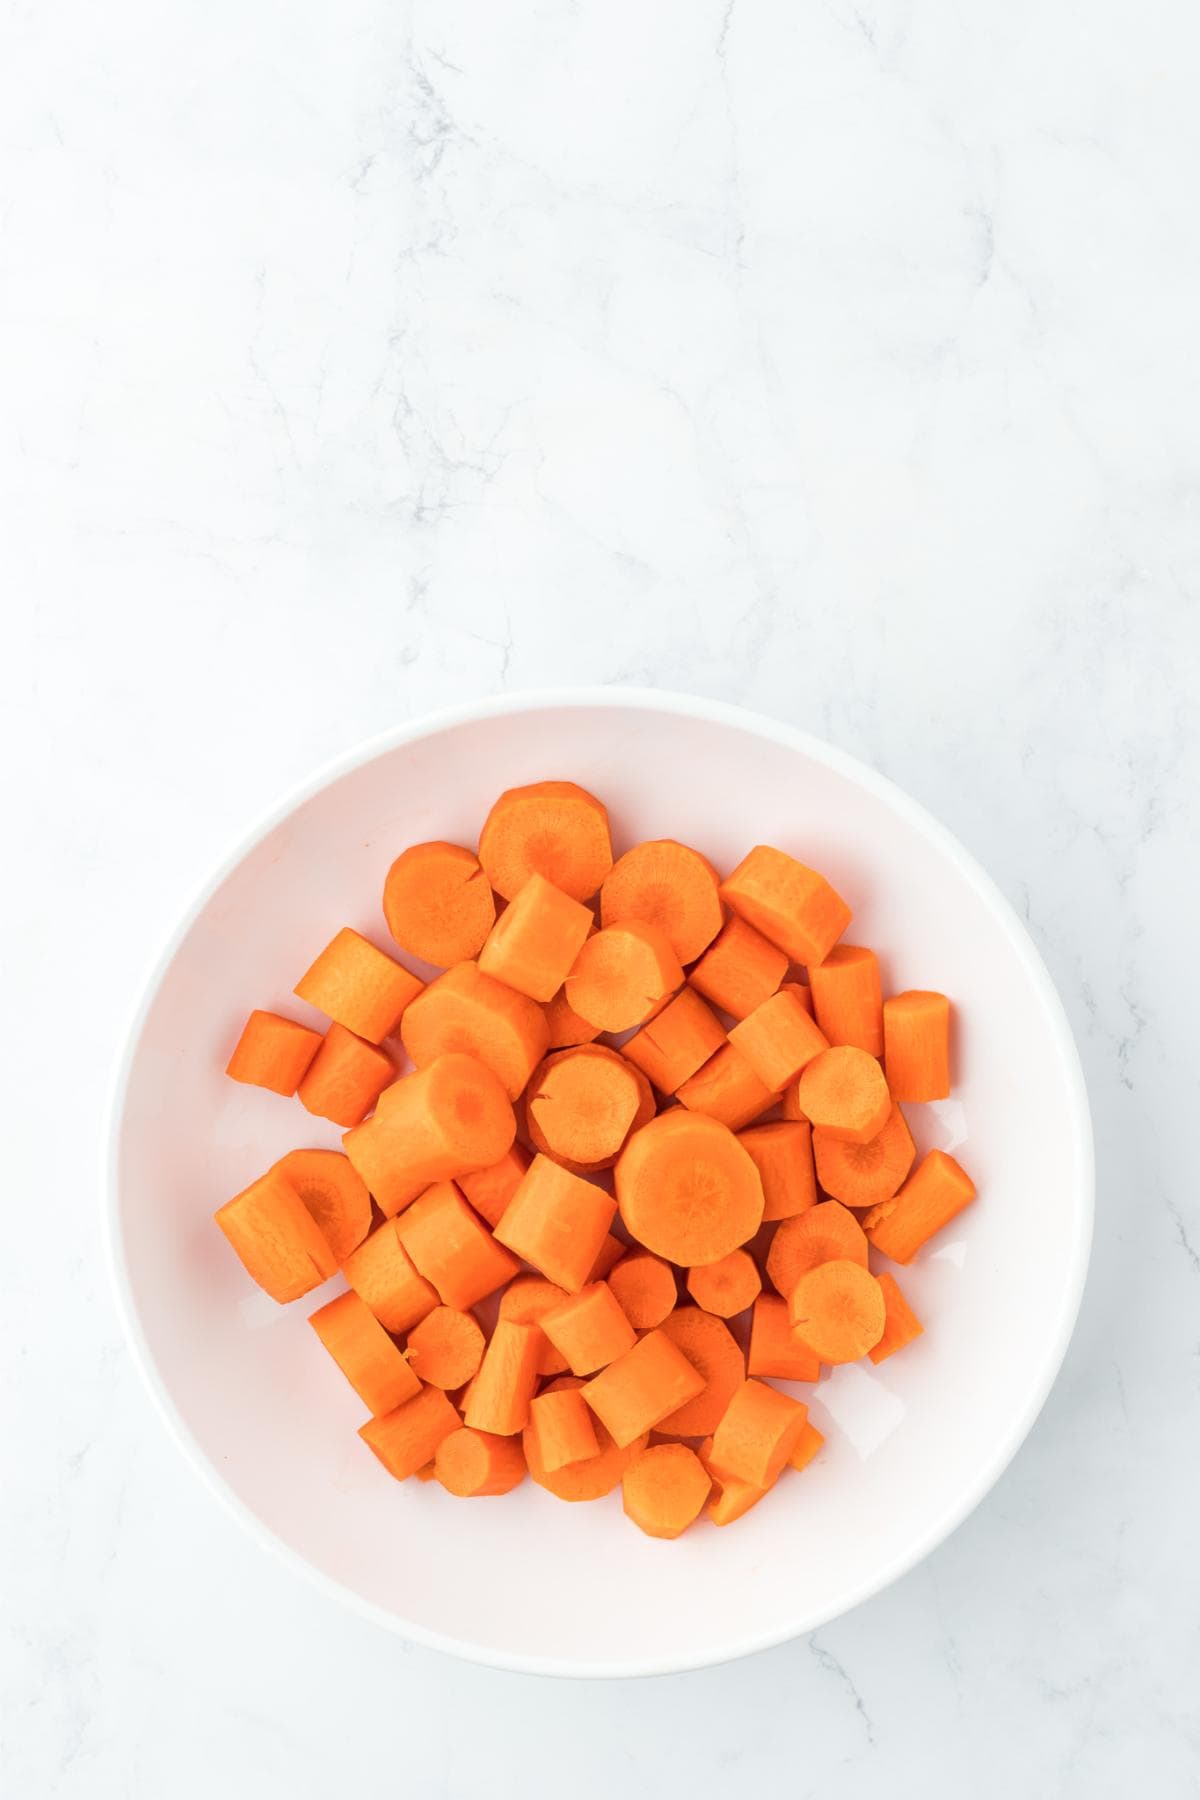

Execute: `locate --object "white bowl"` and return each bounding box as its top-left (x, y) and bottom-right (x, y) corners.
top-left (107, 689), bottom-right (1092, 1677)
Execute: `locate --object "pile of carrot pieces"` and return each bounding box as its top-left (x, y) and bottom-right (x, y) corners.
top-left (216, 780), bottom-right (974, 1540)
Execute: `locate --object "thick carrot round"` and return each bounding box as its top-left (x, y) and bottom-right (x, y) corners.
top-left (405, 1306), bottom-right (486, 1390)
top-left (309, 1289), bottom-right (421, 1415)
top-left (616, 1108), bottom-right (764, 1266)
top-left (479, 780), bottom-right (613, 902)
top-left (600, 840), bottom-right (723, 965)
top-left (607, 1250), bottom-right (677, 1330)
top-left (434, 1426), bottom-right (526, 1496)
top-left (622, 1443), bottom-right (712, 1540)
top-left (528, 1385), bottom-right (599, 1472)
top-left (542, 985), bottom-right (602, 1049)
top-left (565, 920), bottom-right (683, 1033)
top-left (478, 872), bottom-right (593, 1002)
top-left (342, 1219), bottom-right (439, 1334)
top-left (863, 1148), bottom-right (975, 1263)
top-left (581, 1328), bottom-right (706, 1447)
top-left (622, 987), bottom-right (726, 1094)
top-left (463, 1319), bottom-right (543, 1435)
top-left (498, 1274), bottom-right (571, 1375)
top-left (766, 1199), bottom-right (869, 1298)
top-left (493, 1155), bottom-right (617, 1293)
top-left (383, 841), bottom-right (495, 968)
top-left (728, 987), bottom-right (829, 1092)
top-left (400, 961), bottom-right (549, 1101)
top-left (342, 1052), bottom-right (516, 1215)
top-left (541, 1281), bottom-right (637, 1376)
top-left (295, 927), bottom-right (424, 1043)
top-left (868, 1271), bottom-right (925, 1363)
top-left (653, 1307), bottom-right (745, 1437)
top-left (273, 1148), bottom-right (371, 1263)
top-left (747, 1293), bottom-right (820, 1381)
top-left (813, 1104), bottom-right (915, 1208)
top-left (523, 1376), bottom-right (648, 1501)
top-left (795, 1045), bottom-right (891, 1144)
top-left (456, 1143), bottom-right (531, 1229)
top-left (226, 1009), bottom-right (322, 1095)
top-left (719, 845), bottom-right (851, 967)
top-left (809, 945), bottom-right (883, 1056)
top-left (710, 1377), bottom-right (809, 1487)
top-left (689, 916), bottom-right (787, 1020)
top-left (883, 990), bottom-right (951, 1101)
top-left (686, 1249), bottom-right (761, 1319)
top-left (789, 1259), bottom-right (886, 1362)
top-left (214, 1168), bottom-right (337, 1303)
top-left (676, 1042), bottom-right (779, 1131)
top-left (526, 1045), bottom-right (643, 1168)
top-left (297, 1023), bottom-right (394, 1128)
top-left (737, 1121), bottom-right (817, 1222)
top-left (396, 1181), bottom-right (519, 1310)
top-left (359, 1384), bottom-right (460, 1481)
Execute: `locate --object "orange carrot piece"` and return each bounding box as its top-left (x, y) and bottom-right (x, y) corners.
top-left (689, 915), bottom-right (787, 1021)
top-left (869, 1271), bottom-right (925, 1363)
top-left (295, 927), bottom-right (424, 1043)
top-left (788, 1420), bottom-right (825, 1472)
top-left (479, 780), bottom-right (612, 902)
top-left (456, 1143), bottom-right (531, 1229)
top-left (813, 1105), bottom-right (915, 1208)
top-left (587, 1232), bottom-right (627, 1283)
top-left (342, 1052), bottom-right (516, 1215)
top-left (414, 1462), bottom-right (437, 1482)
top-left (676, 1042), bottom-right (778, 1131)
top-left (616, 1109), bottom-right (764, 1266)
top-left (382, 841), bottom-right (495, 968)
top-left (581, 1328), bottom-right (706, 1448)
top-left (767, 1199), bottom-right (869, 1297)
top-left (809, 945), bottom-right (883, 1056)
top-left (541, 1281), bottom-right (637, 1376)
top-left (700, 1439), bottom-right (774, 1526)
top-left (608, 1250), bottom-right (677, 1329)
top-left (225, 1009), bottom-right (322, 1095)
top-left (709, 1377), bottom-right (808, 1487)
top-left (600, 840), bottom-right (724, 965)
top-left (523, 1376), bottom-right (648, 1499)
top-left (779, 1084), bottom-right (807, 1122)
top-left (883, 990), bottom-right (951, 1101)
top-left (342, 1219), bottom-right (439, 1334)
top-left (434, 1426), bottom-right (526, 1496)
top-left (719, 846), bottom-right (851, 967)
top-left (863, 1148), bottom-right (976, 1262)
top-left (296, 1023), bottom-right (394, 1128)
top-left (786, 980), bottom-right (815, 1016)
top-left (686, 1249), bottom-right (761, 1319)
top-left (359, 1384), bottom-right (460, 1481)
top-left (214, 1168), bottom-right (337, 1303)
top-left (526, 1045), bottom-right (642, 1168)
top-left (405, 1305), bottom-right (486, 1390)
top-left (727, 987), bottom-right (829, 1091)
top-left (272, 1148), bottom-right (371, 1263)
top-left (309, 1289), bottom-right (421, 1415)
top-left (542, 985), bottom-right (602, 1048)
top-left (565, 920), bottom-right (683, 1033)
top-left (747, 1293), bottom-right (820, 1381)
top-left (400, 961), bottom-right (549, 1102)
top-left (498, 1274), bottom-right (571, 1376)
top-left (789, 1260), bottom-right (886, 1362)
top-left (795, 1045), bottom-right (890, 1144)
top-left (493, 1154), bottom-right (616, 1293)
top-left (653, 1308), bottom-right (745, 1437)
top-left (477, 872), bottom-right (593, 1002)
top-left (622, 987), bottom-right (726, 1094)
top-left (395, 1181), bottom-right (519, 1309)
top-left (737, 1121), bottom-right (817, 1222)
top-left (463, 1319), bottom-right (544, 1435)
top-left (529, 1386), bottom-right (599, 1472)
top-left (622, 1443), bottom-right (712, 1539)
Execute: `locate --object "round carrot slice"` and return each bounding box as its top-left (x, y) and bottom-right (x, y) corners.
top-left (622, 1443), bottom-right (712, 1539)
top-left (526, 1045), bottom-right (643, 1168)
top-left (685, 1248), bottom-right (762, 1319)
top-left (383, 841), bottom-right (495, 968)
top-left (615, 1110), bottom-right (764, 1266)
top-left (273, 1148), bottom-right (370, 1263)
top-left (600, 840), bottom-right (724, 965)
top-left (766, 1199), bottom-right (868, 1299)
top-left (434, 1426), bottom-right (526, 1496)
top-left (789, 1259), bottom-right (886, 1363)
top-left (522, 1376), bottom-right (648, 1500)
top-left (565, 920), bottom-right (683, 1033)
top-left (608, 1249), bottom-right (678, 1329)
top-left (498, 1274), bottom-right (572, 1376)
top-left (812, 1104), bottom-right (916, 1208)
top-left (405, 1306), bottom-right (486, 1390)
top-left (478, 781), bottom-right (613, 903)
top-left (653, 1307), bottom-right (745, 1437)
top-left (400, 962), bottom-right (549, 1101)
top-left (542, 986), bottom-right (602, 1048)
top-left (795, 1045), bottom-right (890, 1144)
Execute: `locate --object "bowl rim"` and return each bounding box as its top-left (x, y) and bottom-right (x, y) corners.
top-left (104, 684), bottom-right (1094, 1679)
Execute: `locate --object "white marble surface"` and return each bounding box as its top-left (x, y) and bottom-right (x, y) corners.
top-left (4, 0), bottom-right (1199, 1791)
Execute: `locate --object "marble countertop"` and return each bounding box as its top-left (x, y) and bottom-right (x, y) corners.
top-left (5, 0), bottom-right (1198, 1792)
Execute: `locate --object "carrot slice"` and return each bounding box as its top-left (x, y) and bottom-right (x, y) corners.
top-left (382, 841), bottom-right (495, 968)
top-left (747, 1293), bottom-right (820, 1381)
top-left (813, 1105), bottom-right (915, 1208)
top-left (883, 990), bottom-right (951, 1101)
top-left (809, 945), bottom-right (883, 1056)
top-left (788, 1421), bottom-right (825, 1472)
top-left (709, 1377), bottom-right (809, 1487)
top-left (295, 927), bottom-right (424, 1043)
top-left (565, 920), bottom-right (683, 1033)
top-left (868, 1271), bottom-right (925, 1363)
top-left (478, 780), bottom-right (613, 902)
top-left (541, 1281), bottom-right (637, 1376)
top-left (296, 1023), bottom-right (394, 1128)
top-left (689, 915), bottom-right (787, 1020)
top-left (359, 1384), bottom-right (460, 1481)
top-left (600, 840), bottom-right (724, 965)
top-left (581, 1328), bottom-right (706, 1447)
top-left (493, 1155), bottom-right (616, 1293)
top-left (498, 1274), bottom-right (571, 1376)
top-left (587, 1231), bottom-right (627, 1282)
top-left (652, 1307), bottom-right (745, 1437)
top-left (607, 1250), bottom-right (677, 1330)
top-left (863, 1148), bottom-right (976, 1263)
top-left (622, 987), bottom-right (726, 1094)
top-left (676, 1042), bottom-right (778, 1132)
top-left (395, 1181), bottom-right (519, 1310)
top-left (522, 1376), bottom-right (648, 1501)
top-left (226, 1009), bottom-right (322, 1095)
top-left (272, 1148), bottom-right (371, 1263)
top-left (342, 1052), bottom-right (515, 1215)
top-left (528, 1386), bottom-right (599, 1472)
top-left (779, 1083), bottom-right (807, 1123)
top-left (342, 1219), bottom-right (439, 1334)
top-left (615, 1109), bottom-right (764, 1266)
top-left (719, 846), bottom-right (851, 967)
top-left (463, 1319), bottom-right (543, 1435)
top-left (789, 1260), bottom-right (886, 1362)
top-left (309, 1289), bottom-right (421, 1415)
top-left (737, 1121), bottom-right (817, 1222)
top-left (406, 1305), bottom-right (486, 1390)
top-left (456, 1143), bottom-right (531, 1229)
top-left (526, 1045), bottom-right (643, 1168)
top-left (767, 1199), bottom-right (869, 1298)
top-left (214, 1167), bottom-right (337, 1303)
top-left (727, 987), bottom-right (829, 1091)
top-left (434, 1426), bottom-right (525, 1496)
top-left (478, 872), bottom-right (594, 1002)
top-left (795, 1045), bottom-right (890, 1144)
top-left (400, 961), bottom-right (549, 1101)
top-left (701, 1441), bottom-right (775, 1526)
top-left (686, 1249), bottom-right (761, 1319)
top-left (542, 985), bottom-right (602, 1049)
top-left (622, 1443), bottom-right (712, 1539)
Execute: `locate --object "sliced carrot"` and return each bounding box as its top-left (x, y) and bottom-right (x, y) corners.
top-left (646, 1307), bottom-right (745, 1437)
top-left (622, 1443), bottom-right (711, 1540)
top-left (607, 1250), bottom-right (677, 1330)
top-left (342, 1219), bottom-right (439, 1334)
top-left (406, 1305), bottom-right (486, 1390)
top-left (600, 840), bottom-right (723, 965)
top-left (526, 1045), bottom-right (642, 1168)
top-left (359, 1384), bottom-right (460, 1481)
top-left (622, 987), bottom-right (726, 1094)
top-left (225, 1009), bottom-right (322, 1095)
top-left (342, 1051), bottom-right (516, 1215)
top-left (788, 1420), bottom-right (825, 1472)
top-left (863, 1148), bottom-right (976, 1263)
top-left (522, 1376), bottom-right (648, 1500)
top-left (395, 1181), bottom-right (519, 1310)
top-left (869, 1271), bottom-right (925, 1363)
top-left (737, 1121), bottom-right (817, 1222)
top-left (581, 1328), bottom-right (706, 1448)
top-left (214, 1168), bottom-right (337, 1303)
top-left (767, 1199), bottom-right (869, 1297)
top-left (477, 871), bottom-right (594, 1002)
top-left (689, 915), bottom-right (787, 1020)
top-left (542, 985), bottom-right (602, 1049)
top-left (785, 980), bottom-right (815, 1015)
top-left (498, 1274), bottom-right (571, 1376)
top-left (541, 1281), bottom-right (637, 1376)
top-left (719, 846), bottom-right (851, 967)
top-left (779, 1084), bottom-right (807, 1123)
top-left (309, 1289), bottom-right (421, 1415)
top-left (528, 1386), bottom-right (599, 1472)
top-left (382, 841), bottom-right (495, 968)
top-left (809, 945), bottom-right (883, 1055)
top-left (270, 1148), bottom-right (372, 1264)
top-left (686, 1249), bottom-right (761, 1319)
top-left (813, 1104), bottom-right (915, 1208)
top-left (565, 920), bottom-right (683, 1033)
top-left (883, 990), bottom-right (951, 1101)
top-left (727, 987), bottom-right (829, 1091)
top-left (700, 1436), bottom-right (774, 1526)
top-left (747, 1293), bottom-right (820, 1381)
top-left (456, 1143), bottom-right (531, 1229)
top-left (795, 1045), bottom-right (890, 1144)
top-left (789, 1259), bottom-right (886, 1362)
top-left (295, 927), bottom-right (424, 1043)
top-left (587, 1232), bottom-right (626, 1283)
top-left (478, 780), bottom-right (613, 903)
top-left (434, 1426), bottom-right (525, 1496)
top-left (400, 961), bottom-right (549, 1101)
top-left (676, 1042), bottom-right (778, 1131)
top-left (296, 1023), bottom-right (394, 1128)
top-left (493, 1154), bottom-right (616, 1293)
top-left (616, 1108), bottom-right (764, 1266)
top-left (463, 1319), bottom-right (543, 1435)
top-left (709, 1377), bottom-right (808, 1487)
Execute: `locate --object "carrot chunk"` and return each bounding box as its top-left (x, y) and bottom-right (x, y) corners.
top-left (795, 1045), bottom-right (890, 1144)
top-left (297, 1023), bottom-right (394, 1127)
top-left (607, 1250), bottom-right (678, 1330)
top-left (622, 987), bottom-right (726, 1094)
top-left (478, 872), bottom-right (593, 1002)
top-left (479, 780), bottom-right (613, 902)
top-left (526, 1045), bottom-right (643, 1168)
top-left (710, 1377), bottom-right (809, 1487)
top-left (615, 1109), bottom-right (764, 1266)
top-left (809, 945), bottom-right (883, 1055)
top-left (434, 1426), bottom-right (525, 1496)
top-left (766, 1199), bottom-right (869, 1298)
top-left (214, 1167), bottom-right (337, 1303)
top-left (295, 927), bottom-right (424, 1043)
top-left (383, 841), bottom-right (495, 968)
top-left (686, 1249), bottom-right (761, 1319)
top-left (719, 846), bottom-right (851, 967)
top-left (813, 1104), bottom-right (915, 1208)
top-left (542, 985), bottom-right (602, 1048)
top-left (406, 1305), bottom-right (486, 1390)
top-left (463, 1319), bottom-right (543, 1435)
top-left (226, 1009), bottom-right (322, 1095)
top-left (653, 1308), bottom-right (745, 1437)
top-left (622, 1443), bottom-right (711, 1540)
top-left (565, 920), bottom-right (683, 1033)
top-left (587, 1232), bottom-right (627, 1282)
top-left (788, 1421), bottom-right (825, 1473)
top-left (359, 1384), bottom-right (460, 1481)
top-left (342, 1052), bottom-right (516, 1215)
top-left (789, 1259), bottom-right (886, 1363)
top-left (747, 1293), bottom-right (820, 1381)
top-left (493, 1155), bottom-right (616, 1293)
top-left (737, 1121), bottom-right (817, 1222)
top-left (400, 961), bottom-right (549, 1101)
top-left (581, 1328), bottom-right (706, 1448)
top-left (523, 1376), bottom-right (648, 1500)
top-left (883, 990), bottom-right (951, 1101)
top-left (868, 1271), bottom-right (925, 1363)
top-left (395, 1181), bottom-right (519, 1310)
top-left (541, 1281), bottom-right (637, 1376)
top-left (498, 1274), bottom-right (571, 1376)
top-left (309, 1289), bottom-right (421, 1415)
top-left (342, 1219), bottom-right (439, 1334)
top-left (529, 1386), bottom-right (599, 1472)
top-left (863, 1148), bottom-right (976, 1262)
top-left (727, 987), bottom-right (829, 1091)
top-left (689, 915), bottom-right (787, 1020)
top-left (676, 1042), bottom-right (778, 1131)
top-left (271, 1148), bottom-right (371, 1263)
top-left (456, 1143), bottom-right (531, 1229)
top-left (600, 840), bottom-right (724, 965)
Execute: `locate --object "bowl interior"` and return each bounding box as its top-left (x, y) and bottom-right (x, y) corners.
top-left (112, 695), bottom-right (1091, 1675)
